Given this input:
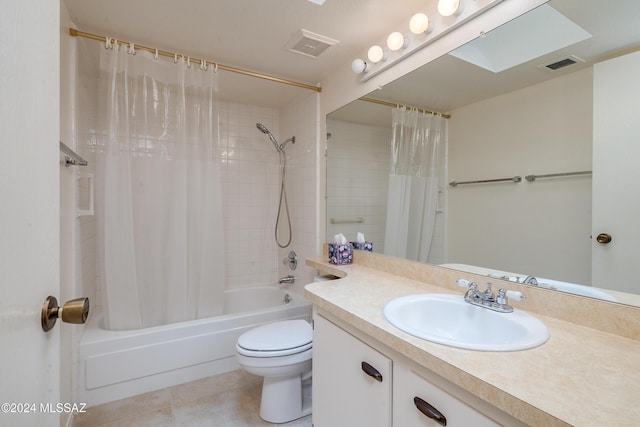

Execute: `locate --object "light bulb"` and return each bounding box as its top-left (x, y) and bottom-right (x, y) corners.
top-left (438, 0), bottom-right (461, 17)
top-left (387, 32), bottom-right (406, 51)
top-left (409, 13), bottom-right (430, 34)
top-left (367, 45), bottom-right (385, 63)
top-left (351, 58), bottom-right (367, 74)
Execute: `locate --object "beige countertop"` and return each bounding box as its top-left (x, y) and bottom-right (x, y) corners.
top-left (304, 254), bottom-right (640, 427)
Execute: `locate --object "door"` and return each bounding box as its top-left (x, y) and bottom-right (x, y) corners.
top-left (0, 1), bottom-right (60, 426)
top-left (313, 314), bottom-right (392, 427)
top-left (592, 50), bottom-right (640, 293)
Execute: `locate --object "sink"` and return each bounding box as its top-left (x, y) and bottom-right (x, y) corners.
top-left (383, 294), bottom-right (549, 351)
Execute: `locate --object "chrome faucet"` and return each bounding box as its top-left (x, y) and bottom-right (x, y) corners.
top-left (279, 274), bottom-right (295, 284)
top-left (457, 279), bottom-right (525, 313)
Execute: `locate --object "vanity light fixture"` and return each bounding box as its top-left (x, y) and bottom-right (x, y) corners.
top-left (409, 13), bottom-right (431, 34)
top-left (387, 32), bottom-right (407, 51)
top-left (438, 0), bottom-right (463, 17)
top-left (367, 45), bottom-right (386, 63)
top-left (351, 58), bottom-right (368, 74)
top-left (351, 0), bottom-right (507, 79)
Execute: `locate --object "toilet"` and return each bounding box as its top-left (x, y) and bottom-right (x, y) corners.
top-left (235, 319), bottom-right (313, 423)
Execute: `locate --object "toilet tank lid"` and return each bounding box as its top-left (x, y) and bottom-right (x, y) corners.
top-left (238, 319), bottom-right (312, 351)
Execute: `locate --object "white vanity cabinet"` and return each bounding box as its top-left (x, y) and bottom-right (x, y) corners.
top-left (312, 314), bottom-right (392, 427)
top-left (313, 311), bottom-right (523, 427)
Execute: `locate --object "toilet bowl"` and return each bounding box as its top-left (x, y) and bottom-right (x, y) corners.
top-left (235, 319), bottom-right (312, 423)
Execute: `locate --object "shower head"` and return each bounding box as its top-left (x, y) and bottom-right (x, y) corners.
top-left (256, 122), bottom-right (295, 152)
top-left (256, 123), bottom-right (281, 152)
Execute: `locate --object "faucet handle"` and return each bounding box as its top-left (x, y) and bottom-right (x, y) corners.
top-left (505, 290), bottom-right (525, 301)
top-left (457, 279), bottom-right (475, 288)
top-left (497, 289), bottom-right (525, 304)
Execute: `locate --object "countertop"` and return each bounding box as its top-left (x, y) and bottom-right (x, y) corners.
top-left (304, 254), bottom-right (640, 426)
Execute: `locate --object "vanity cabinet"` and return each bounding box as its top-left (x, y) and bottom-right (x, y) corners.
top-left (313, 311), bottom-right (519, 427)
top-left (312, 314), bottom-right (392, 427)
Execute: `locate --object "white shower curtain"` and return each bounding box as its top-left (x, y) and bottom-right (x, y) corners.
top-left (96, 43), bottom-right (225, 330)
top-left (384, 108), bottom-right (446, 262)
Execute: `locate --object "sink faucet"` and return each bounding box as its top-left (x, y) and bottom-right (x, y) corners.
top-left (279, 274), bottom-right (295, 284)
top-left (457, 279), bottom-right (525, 313)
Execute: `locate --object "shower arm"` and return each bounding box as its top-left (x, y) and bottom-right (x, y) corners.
top-left (279, 137), bottom-right (295, 151)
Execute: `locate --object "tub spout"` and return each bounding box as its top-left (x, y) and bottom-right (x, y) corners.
top-left (279, 275), bottom-right (295, 284)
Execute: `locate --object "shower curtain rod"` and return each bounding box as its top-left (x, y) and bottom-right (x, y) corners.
top-left (359, 97), bottom-right (452, 119)
top-left (69, 28), bottom-right (322, 93)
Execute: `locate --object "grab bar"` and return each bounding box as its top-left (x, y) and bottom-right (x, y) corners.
top-left (330, 217), bottom-right (364, 224)
top-left (449, 176), bottom-right (521, 187)
top-left (60, 141), bottom-right (88, 167)
top-left (525, 171), bottom-right (591, 182)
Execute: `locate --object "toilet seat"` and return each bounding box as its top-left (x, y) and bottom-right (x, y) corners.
top-left (237, 319), bottom-right (312, 358)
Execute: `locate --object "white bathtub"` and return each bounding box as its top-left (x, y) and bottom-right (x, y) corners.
top-left (78, 286), bottom-right (312, 407)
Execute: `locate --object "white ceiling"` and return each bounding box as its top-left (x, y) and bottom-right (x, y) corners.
top-left (62, 0), bottom-right (640, 122)
top-left (331, 0), bottom-right (640, 125)
top-left (62, 0), bottom-right (427, 108)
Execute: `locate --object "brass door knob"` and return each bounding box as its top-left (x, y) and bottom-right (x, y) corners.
top-left (596, 233), bottom-right (612, 244)
top-left (41, 296), bottom-right (90, 332)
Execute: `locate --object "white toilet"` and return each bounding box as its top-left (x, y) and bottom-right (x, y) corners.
top-left (235, 319), bottom-right (313, 423)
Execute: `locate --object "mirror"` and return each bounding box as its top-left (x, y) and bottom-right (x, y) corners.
top-left (327, 0), bottom-right (640, 307)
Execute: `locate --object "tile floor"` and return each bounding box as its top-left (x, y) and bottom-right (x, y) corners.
top-left (72, 370), bottom-right (312, 427)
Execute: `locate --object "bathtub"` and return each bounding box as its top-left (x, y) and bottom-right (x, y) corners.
top-left (78, 286), bottom-right (312, 407)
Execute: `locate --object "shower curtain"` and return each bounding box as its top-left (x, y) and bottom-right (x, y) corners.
top-left (96, 43), bottom-right (225, 330)
top-left (384, 108), bottom-right (446, 262)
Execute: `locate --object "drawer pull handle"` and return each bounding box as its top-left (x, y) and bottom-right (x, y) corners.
top-left (414, 396), bottom-right (447, 426)
top-left (361, 361), bottom-right (383, 382)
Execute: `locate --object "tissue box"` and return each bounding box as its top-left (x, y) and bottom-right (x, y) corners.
top-left (351, 241), bottom-right (373, 252)
top-left (328, 243), bottom-right (353, 265)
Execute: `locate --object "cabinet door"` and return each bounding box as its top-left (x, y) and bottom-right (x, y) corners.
top-left (394, 362), bottom-right (501, 427)
top-left (313, 314), bottom-right (392, 427)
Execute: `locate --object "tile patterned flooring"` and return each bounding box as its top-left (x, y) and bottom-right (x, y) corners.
top-left (72, 370), bottom-right (312, 427)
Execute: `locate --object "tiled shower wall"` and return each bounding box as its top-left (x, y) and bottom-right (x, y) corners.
top-left (218, 102), bottom-right (284, 289)
top-left (70, 38), bottom-right (319, 313)
top-left (280, 92), bottom-right (322, 293)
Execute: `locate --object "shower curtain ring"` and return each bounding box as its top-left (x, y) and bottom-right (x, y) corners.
top-left (213, 63), bottom-right (218, 72)
top-left (200, 59), bottom-right (206, 70)
top-left (174, 53), bottom-right (179, 64)
top-left (154, 49), bottom-right (159, 60)
top-left (105, 36), bottom-right (112, 49)
top-left (128, 42), bottom-right (136, 55)
top-left (187, 57), bottom-right (191, 68)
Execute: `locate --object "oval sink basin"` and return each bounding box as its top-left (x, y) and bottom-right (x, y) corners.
top-left (383, 294), bottom-right (549, 351)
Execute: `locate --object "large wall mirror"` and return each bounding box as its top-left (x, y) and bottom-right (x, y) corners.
top-left (327, 0), bottom-right (640, 307)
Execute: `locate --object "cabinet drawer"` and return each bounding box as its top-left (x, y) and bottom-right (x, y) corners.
top-left (394, 363), bottom-right (501, 427)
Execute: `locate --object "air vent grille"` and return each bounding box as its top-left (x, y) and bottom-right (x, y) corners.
top-left (286, 29), bottom-right (339, 59)
top-left (546, 58), bottom-right (577, 70)
top-left (544, 55), bottom-right (585, 71)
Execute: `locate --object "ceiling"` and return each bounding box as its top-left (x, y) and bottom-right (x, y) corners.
top-left (62, 0), bottom-right (427, 108)
top-left (62, 0), bottom-right (640, 120)
top-left (331, 0), bottom-right (640, 125)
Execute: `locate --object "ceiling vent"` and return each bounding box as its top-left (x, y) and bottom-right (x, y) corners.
top-left (286, 29), bottom-right (339, 59)
top-left (543, 55), bottom-right (585, 71)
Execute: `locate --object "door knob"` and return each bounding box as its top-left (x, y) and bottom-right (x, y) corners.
top-left (596, 233), bottom-right (612, 244)
top-left (41, 296), bottom-right (90, 332)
